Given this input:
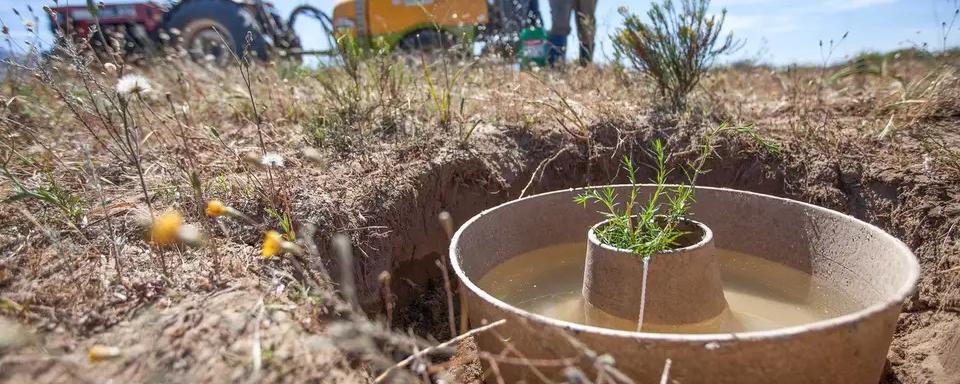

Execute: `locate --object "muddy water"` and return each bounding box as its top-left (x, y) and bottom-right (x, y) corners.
top-left (477, 242), bottom-right (862, 334)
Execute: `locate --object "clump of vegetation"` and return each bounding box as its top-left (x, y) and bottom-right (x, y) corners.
top-left (920, 134), bottom-right (960, 180)
top-left (575, 140), bottom-right (692, 256)
top-left (2, 164), bottom-right (84, 226)
top-left (614, 0), bottom-right (738, 109)
top-left (575, 124), bottom-right (777, 257)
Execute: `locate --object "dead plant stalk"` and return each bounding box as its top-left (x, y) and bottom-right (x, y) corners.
top-left (372, 319), bottom-right (507, 383)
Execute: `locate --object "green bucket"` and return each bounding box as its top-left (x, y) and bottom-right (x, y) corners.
top-left (518, 27), bottom-right (548, 69)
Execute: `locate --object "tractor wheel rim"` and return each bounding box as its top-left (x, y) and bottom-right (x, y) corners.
top-left (188, 28), bottom-right (233, 65)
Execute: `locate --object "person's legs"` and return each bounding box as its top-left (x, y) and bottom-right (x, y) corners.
top-left (548, 0), bottom-right (573, 65)
top-left (573, 0), bottom-right (597, 65)
top-left (527, 0), bottom-right (543, 28)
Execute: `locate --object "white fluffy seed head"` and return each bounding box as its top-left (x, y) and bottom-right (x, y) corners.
top-left (260, 152), bottom-right (285, 168)
top-left (115, 74), bottom-right (152, 96)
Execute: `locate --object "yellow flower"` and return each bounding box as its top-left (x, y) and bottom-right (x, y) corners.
top-left (262, 231), bottom-right (283, 259)
top-left (150, 211), bottom-right (183, 246)
top-left (205, 200), bottom-right (226, 217)
top-left (87, 345), bottom-right (122, 363)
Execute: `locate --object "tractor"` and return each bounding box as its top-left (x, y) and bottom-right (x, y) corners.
top-left (48, 0), bottom-right (541, 63)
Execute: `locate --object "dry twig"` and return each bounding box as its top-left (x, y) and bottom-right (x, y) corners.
top-left (372, 319), bottom-right (507, 383)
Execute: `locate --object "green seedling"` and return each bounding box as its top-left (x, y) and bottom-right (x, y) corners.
top-left (265, 207), bottom-right (295, 241)
top-left (575, 140), bottom-right (690, 258)
top-left (576, 123), bottom-right (778, 258)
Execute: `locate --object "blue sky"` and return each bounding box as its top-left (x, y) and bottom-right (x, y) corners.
top-left (1, 0), bottom-right (958, 65)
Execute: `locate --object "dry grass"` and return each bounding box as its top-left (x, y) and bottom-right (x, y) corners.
top-left (0, 20), bottom-right (958, 383)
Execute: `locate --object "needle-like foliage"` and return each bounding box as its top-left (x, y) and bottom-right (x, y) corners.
top-left (575, 123), bottom-right (778, 258)
top-left (575, 140), bottom-right (689, 258)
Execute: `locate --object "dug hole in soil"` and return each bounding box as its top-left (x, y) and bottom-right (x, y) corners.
top-left (326, 121), bottom-right (958, 383)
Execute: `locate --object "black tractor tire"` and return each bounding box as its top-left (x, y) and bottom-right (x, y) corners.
top-left (163, 0), bottom-right (269, 64)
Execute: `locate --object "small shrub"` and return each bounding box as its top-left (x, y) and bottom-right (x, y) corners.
top-left (574, 140), bottom-right (692, 257)
top-left (575, 123), bottom-right (777, 257)
top-left (614, 0), bottom-right (738, 109)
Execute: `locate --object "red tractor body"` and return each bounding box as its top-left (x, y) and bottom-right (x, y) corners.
top-left (47, 0), bottom-right (295, 62)
top-left (50, 2), bottom-right (166, 38)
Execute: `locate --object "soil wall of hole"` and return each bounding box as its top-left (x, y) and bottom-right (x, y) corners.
top-left (323, 125), bottom-right (791, 336)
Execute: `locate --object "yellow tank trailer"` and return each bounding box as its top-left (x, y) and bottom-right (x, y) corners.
top-left (332, 0), bottom-right (489, 50)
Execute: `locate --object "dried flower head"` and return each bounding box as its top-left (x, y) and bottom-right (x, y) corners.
top-left (260, 153), bottom-right (285, 168)
top-left (116, 74), bottom-right (152, 96)
top-left (205, 200), bottom-right (226, 217)
top-left (103, 62), bottom-right (117, 74)
top-left (204, 199), bottom-right (256, 225)
top-left (87, 345), bottom-right (122, 363)
top-left (147, 210), bottom-right (203, 247)
top-left (150, 211), bottom-right (183, 246)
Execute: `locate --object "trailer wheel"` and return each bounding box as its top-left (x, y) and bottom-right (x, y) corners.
top-left (164, 0), bottom-right (268, 64)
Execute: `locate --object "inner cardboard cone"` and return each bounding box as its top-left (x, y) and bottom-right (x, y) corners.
top-left (581, 218), bottom-right (730, 327)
